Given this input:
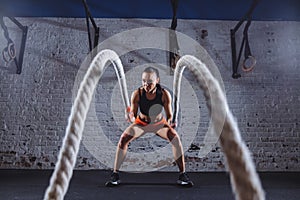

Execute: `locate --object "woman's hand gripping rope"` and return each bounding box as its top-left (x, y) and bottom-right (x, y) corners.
top-left (168, 119), bottom-right (177, 129)
top-left (125, 106), bottom-right (135, 123)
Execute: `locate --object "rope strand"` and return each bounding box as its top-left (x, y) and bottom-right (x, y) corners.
top-left (173, 55), bottom-right (265, 200)
top-left (43, 49), bottom-right (129, 200)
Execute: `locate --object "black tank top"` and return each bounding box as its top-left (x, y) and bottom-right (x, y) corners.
top-left (138, 85), bottom-right (164, 116)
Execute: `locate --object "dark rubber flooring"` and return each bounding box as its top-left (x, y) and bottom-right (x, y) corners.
top-left (0, 170), bottom-right (299, 200)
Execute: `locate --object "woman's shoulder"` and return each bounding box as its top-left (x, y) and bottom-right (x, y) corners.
top-left (161, 87), bottom-right (170, 95)
top-left (132, 88), bottom-right (140, 95)
top-left (161, 87), bottom-right (171, 100)
top-left (132, 87), bottom-right (143, 98)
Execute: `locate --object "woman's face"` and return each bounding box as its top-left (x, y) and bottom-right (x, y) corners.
top-left (142, 72), bottom-right (159, 93)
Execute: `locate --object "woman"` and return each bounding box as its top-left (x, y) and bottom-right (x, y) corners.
top-left (106, 66), bottom-right (193, 187)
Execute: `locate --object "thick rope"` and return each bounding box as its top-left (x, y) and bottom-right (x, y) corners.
top-left (44, 49), bottom-right (264, 199)
top-left (173, 55), bottom-right (265, 200)
top-left (43, 49), bottom-right (129, 200)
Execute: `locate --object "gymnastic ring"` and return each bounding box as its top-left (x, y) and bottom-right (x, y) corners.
top-left (242, 55), bottom-right (256, 72)
top-left (7, 42), bottom-right (16, 59)
top-left (170, 53), bottom-right (180, 69)
top-left (2, 47), bottom-right (12, 63)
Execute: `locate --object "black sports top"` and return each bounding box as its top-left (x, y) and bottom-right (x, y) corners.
top-left (138, 85), bottom-right (164, 116)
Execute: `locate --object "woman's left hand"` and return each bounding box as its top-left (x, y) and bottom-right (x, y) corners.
top-left (168, 119), bottom-right (177, 128)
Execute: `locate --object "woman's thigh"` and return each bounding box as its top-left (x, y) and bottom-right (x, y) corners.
top-left (156, 127), bottom-right (179, 142)
top-left (124, 124), bottom-right (145, 139)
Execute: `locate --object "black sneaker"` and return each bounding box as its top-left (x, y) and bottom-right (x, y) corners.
top-left (177, 172), bottom-right (194, 187)
top-left (105, 172), bottom-right (121, 187)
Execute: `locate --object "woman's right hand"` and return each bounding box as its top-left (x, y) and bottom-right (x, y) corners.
top-left (125, 107), bottom-right (135, 123)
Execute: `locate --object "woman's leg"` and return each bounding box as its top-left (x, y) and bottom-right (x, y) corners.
top-left (113, 125), bottom-right (144, 172)
top-left (156, 127), bottom-right (185, 172)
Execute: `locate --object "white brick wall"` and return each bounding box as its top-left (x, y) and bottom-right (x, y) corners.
top-left (0, 18), bottom-right (299, 171)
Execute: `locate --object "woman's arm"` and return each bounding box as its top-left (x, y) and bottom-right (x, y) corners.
top-left (131, 89), bottom-right (139, 118)
top-left (162, 89), bottom-right (173, 124)
top-left (126, 89), bottom-right (139, 122)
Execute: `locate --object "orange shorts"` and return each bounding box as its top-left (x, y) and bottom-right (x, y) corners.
top-left (134, 116), bottom-right (170, 128)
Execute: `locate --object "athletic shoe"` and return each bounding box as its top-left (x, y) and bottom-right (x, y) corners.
top-left (177, 172), bottom-right (194, 187)
top-left (105, 172), bottom-right (121, 187)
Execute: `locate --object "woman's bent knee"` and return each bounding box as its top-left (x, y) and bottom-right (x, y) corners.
top-left (167, 129), bottom-right (179, 143)
top-left (118, 133), bottom-right (134, 149)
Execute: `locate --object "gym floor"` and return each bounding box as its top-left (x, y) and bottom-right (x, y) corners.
top-left (1, 170), bottom-right (299, 200)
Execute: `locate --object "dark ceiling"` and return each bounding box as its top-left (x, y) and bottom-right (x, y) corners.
top-left (0, 0), bottom-right (300, 21)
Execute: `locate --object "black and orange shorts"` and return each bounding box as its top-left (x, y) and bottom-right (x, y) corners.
top-left (134, 116), bottom-right (170, 129)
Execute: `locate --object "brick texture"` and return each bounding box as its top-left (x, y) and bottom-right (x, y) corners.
top-left (0, 18), bottom-right (299, 171)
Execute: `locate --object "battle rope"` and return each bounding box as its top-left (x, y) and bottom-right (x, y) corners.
top-left (44, 49), bottom-right (264, 199)
top-left (43, 49), bottom-right (129, 200)
top-left (173, 55), bottom-right (265, 200)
